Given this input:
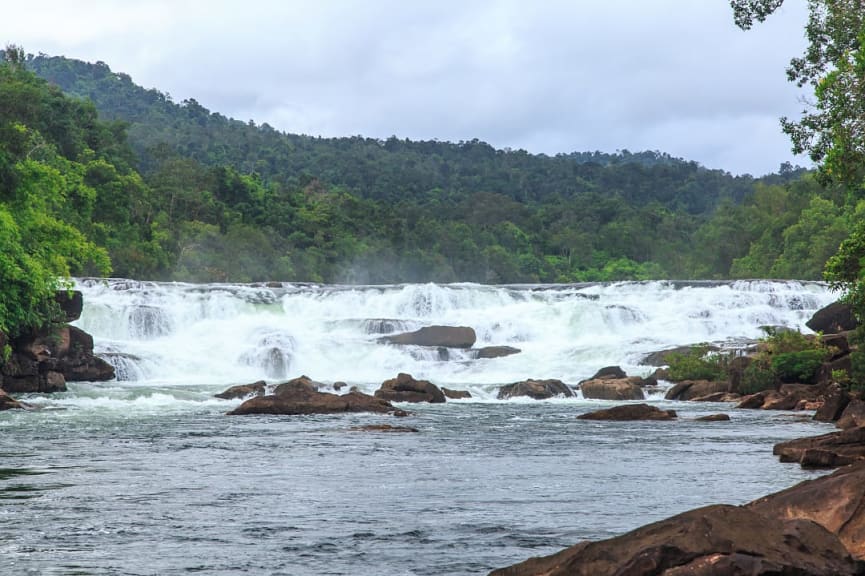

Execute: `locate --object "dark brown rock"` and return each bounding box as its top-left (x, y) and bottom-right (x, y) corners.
top-left (589, 365), bottom-right (627, 379)
top-left (807, 301), bottom-right (858, 334)
top-left (814, 384), bottom-right (852, 422)
top-left (474, 346), bottom-right (521, 359)
top-left (664, 380), bottom-right (729, 401)
top-left (695, 413), bottom-right (731, 422)
top-left (577, 403), bottom-right (677, 421)
top-left (375, 373), bottom-right (445, 403)
top-left (580, 378), bottom-right (645, 401)
top-left (689, 392), bottom-right (742, 402)
top-left (228, 387), bottom-right (394, 416)
top-left (381, 325), bottom-right (476, 348)
top-left (488, 504), bottom-right (860, 576)
top-left (838, 399), bottom-right (865, 430)
top-left (774, 426), bottom-right (865, 467)
top-left (822, 331), bottom-right (852, 358)
top-left (350, 424), bottom-right (418, 433)
top-left (0, 388), bottom-right (25, 410)
top-left (215, 381), bottom-right (266, 400)
top-left (442, 387), bottom-right (472, 400)
top-left (273, 375), bottom-right (322, 396)
top-left (497, 379), bottom-right (574, 400)
top-left (55, 290), bottom-right (83, 322)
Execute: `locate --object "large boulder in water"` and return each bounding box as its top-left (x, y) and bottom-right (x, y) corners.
top-left (577, 403), bottom-right (677, 421)
top-left (807, 301), bottom-right (858, 334)
top-left (664, 380), bottom-right (731, 401)
top-left (375, 373), bottom-right (445, 403)
top-left (473, 346), bottom-right (521, 359)
top-left (580, 378), bottom-right (645, 401)
top-left (228, 383), bottom-right (394, 416)
top-left (497, 379), bottom-right (573, 400)
top-left (381, 325), bottom-right (476, 348)
top-left (488, 503), bottom-right (860, 576)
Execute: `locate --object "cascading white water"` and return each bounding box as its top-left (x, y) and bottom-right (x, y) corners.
top-left (70, 278), bottom-right (836, 399)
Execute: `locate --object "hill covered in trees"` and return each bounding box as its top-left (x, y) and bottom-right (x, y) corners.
top-left (0, 49), bottom-right (857, 334)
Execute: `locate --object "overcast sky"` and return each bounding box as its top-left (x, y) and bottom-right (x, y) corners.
top-left (3, 1), bottom-right (810, 175)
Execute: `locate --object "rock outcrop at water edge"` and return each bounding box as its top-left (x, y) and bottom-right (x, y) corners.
top-left (228, 380), bottom-right (395, 415)
top-left (774, 426), bottom-right (865, 468)
top-left (375, 373), bottom-right (446, 403)
top-left (491, 461), bottom-right (865, 576)
top-left (0, 388), bottom-right (26, 410)
top-left (380, 325), bottom-right (477, 348)
top-left (215, 380), bottom-right (266, 400)
top-left (497, 379), bottom-right (573, 400)
top-left (576, 403), bottom-right (676, 421)
top-left (579, 378), bottom-right (645, 400)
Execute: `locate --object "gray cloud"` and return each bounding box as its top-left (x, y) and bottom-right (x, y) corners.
top-left (2, 0), bottom-right (810, 175)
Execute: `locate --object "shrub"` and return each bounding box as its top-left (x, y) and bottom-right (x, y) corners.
top-left (667, 346), bottom-right (726, 382)
top-left (740, 358), bottom-right (777, 395)
top-left (771, 349), bottom-right (827, 383)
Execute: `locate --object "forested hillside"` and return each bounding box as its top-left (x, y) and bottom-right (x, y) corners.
top-left (0, 48), bottom-right (859, 333)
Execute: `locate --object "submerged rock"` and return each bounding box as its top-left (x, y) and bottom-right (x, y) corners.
top-left (577, 403), bottom-right (676, 421)
top-left (215, 380), bottom-right (266, 400)
top-left (375, 373), bottom-right (445, 403)
top-left (695, 413), bottom-right (731, 422)
top-left (381, 325), bottom-right (476, 348)
top-left (497, 379), bottom-right (573, 400)
top-left (350, 424), bottom-right (419, 433)
top-left (473, 346), bottom-right (521, 359)
top-left (442, 387), bottom-right (472, 400)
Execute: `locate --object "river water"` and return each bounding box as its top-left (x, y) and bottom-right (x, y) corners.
top-left (0, 280), bottom-right (839, 575)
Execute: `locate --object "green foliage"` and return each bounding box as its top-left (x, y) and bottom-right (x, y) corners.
top-left (666, 346), bottom-right (726, 382)
top-left (771, 349), bottom-right (828, 383)
top-left (740, 358), bottom-right (777, 394)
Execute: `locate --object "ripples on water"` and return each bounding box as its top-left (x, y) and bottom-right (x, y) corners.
top-left (0, 399), bottom-right (832, 576)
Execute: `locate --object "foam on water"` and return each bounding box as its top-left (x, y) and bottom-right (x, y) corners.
top-left (62, 278), bottom-right (836, 406)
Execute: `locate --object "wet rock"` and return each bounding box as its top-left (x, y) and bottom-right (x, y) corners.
top-left (350, 424), bottom-right (418, 433)
top-left (375, 373), bottom-right (445, 403)
top-left (489, 503), bottom-right (860, 576)
top-left (807, 301), bottom-right (858, 334)
top-left (228, 386), bottom-right (394, 416)
top-left (442, 387), bottom-right (472, 400)
top-left (589, 366), bottom-right (627, 379)
top-left (664, 380), bottom-right (729, 401)
top-left (274, 375), bottom-right (323, 395)
top-left (474, 346), bottom-right (521, 359)
top-left (580, 378), bottom-right (644, 401)
top-left (577, 403), bottom-right (677, 421)
top-left (333, 381), bottom-right (347, 391)
top-left (359, 318), bottom-right (411, 335)
top-left (497, 379), bottom-right (574, 400)
top-left (837, 399), bottom-right (865, 430)
top-left (695, 413), bottom-right (731, 422)
top-left (0, 388), bottom-right (25, 410)
top-left (774, 426), bottom-right (865, 468)
top-left (381, 325), bottom-right (476, 348)
top-left (215, 380), bottom-right (266, 400)
top-left (689, 392), bottom-right (742, 402)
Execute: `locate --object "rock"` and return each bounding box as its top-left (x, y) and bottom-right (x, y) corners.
top-left (737, 391), bottom-right (772, 409)
top-left (273, 375), bottom-right (323, 396)
top-left (589, 366), bottom-right (627, 379)
top-left (55, 290), bottom-right (83, 322)
top-left (350, 424), bottom-right (418, 433)
top-left (640, 344), bottom-right (720, 367)
top-left (42, 371), bottom-right (66, 393)
top-left (474, 346), bottom-right (521, 359)
top-left (815, 384), bottom-right (852, 422)
top-left (442, 387), bottom-right (472, 400)
top-left (497, 379), bottom-right (574, 400)
top-left (689, 392), bottom-right (742, 402)
top-left (748, 460), bottom-right (865, 559)
top-left (333, 381), bottom-right (347, 391)
top-left (807, 301), bottom-right (858, 334)
top-left (664, 380), bottom-right (729, 401)
top-left (773, 426), bottom-right (865, 467)
top-left (488, 504), bottom-right (860, 576)
top-left (580, 378), bottom-right (645, 401)
top-left (381, 325), bottom-right (476, 348)
top-left (822, 331), bottom-right (852, 357)
top-left (649, 367), bottom-right (670, 381)
top-left (228, 387), bottom-right (394, 416)
top-left (0, 388), bottom-right (25, 410)
top-left (375, 373), bottom-right (446, 403)
top-left (838, 399), bottom-right (865, 430)
top-left (215, 381), bottom-right (266, 400)
top-left (577, 403), bottom-right (677, 421)
top-left (695, 413), bottom-right (731, 422)
top-left (393, 409), bottom-right (410, 417)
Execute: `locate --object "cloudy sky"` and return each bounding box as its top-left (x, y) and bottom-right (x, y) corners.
top-left (3, 1), bottom-right (810, 175)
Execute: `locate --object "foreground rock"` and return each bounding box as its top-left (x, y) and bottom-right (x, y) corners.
top-left (489, 503), bottom-right (861, 576)
top-left (577, 403), bottom-right (677, 421)
top-left (375, 373), bottom-right (445, 403)
top-left (215, 380), bottom-right (266, 400)
top-left (381, 325), bottom-right (476, 348)
top-left (0, 388), bottom-right (26, 410)
top-left (497, 379), bottom-right (573, 400)
top-left (580, 378), bottom-right (645, 400)
top-left (228, 381), bottom-right (394, 416)
top-left (774, 426), bottom-right (865, 468)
